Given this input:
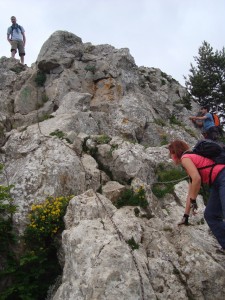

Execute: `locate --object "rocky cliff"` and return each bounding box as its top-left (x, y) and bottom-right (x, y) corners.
top-left (0, 31), bottom-right (224, 300)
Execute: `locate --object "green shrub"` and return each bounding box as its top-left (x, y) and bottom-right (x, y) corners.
top-left (109, 144), bottom-right (118, 156)
top-left (152, 164), bottom-right (187, 198)
top-left (0, 165), bottom-right (17, 299)
top-left (49, 130), bottom-right (72, 144)
top-left (50, 129), bottom-right (65, 139)
top-left (115, 186), bottom-right (148, 209)
top-left (10, 65), bottom-right (24, 74)
top-left (84, 65), bottom-right (96, 73)
top-left (95, 134), bottom-right (111, 144)
top-left (38, 114), bottom-right (54, 122)
top-left (0, 195), bottom-right (73, 300)
top-left (154, 118), bottom-right (166, 127)
top-left (0, 180), bottom-right (16, 255)
top-left (35, 71), bottom-right (47, 87)
top-left (42, 94), bottom-right (49, 103)
top-left (126, 237), bottom-right (139, 250)
top-left (25, 196), bottom-right (73, 245)
top-left (169, 115), bottom-right (183, 126)
top-left (160, 71), bottom-right (178, 84)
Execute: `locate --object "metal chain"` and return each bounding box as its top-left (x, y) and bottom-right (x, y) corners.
top-left (94, 192), bottom-right (145, 300)
top-left (153, 176), bottom-right (189, 185)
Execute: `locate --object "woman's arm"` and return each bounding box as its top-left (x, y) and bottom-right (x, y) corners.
top-left (178, 157), bottom-right (201, 225)
top-left (182, 157), bottom-right (201, 201)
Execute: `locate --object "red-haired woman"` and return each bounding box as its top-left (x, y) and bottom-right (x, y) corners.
top-left (168, 139), bottom-right (225, 252)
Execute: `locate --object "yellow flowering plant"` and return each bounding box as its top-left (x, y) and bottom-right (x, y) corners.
top-left (25, 195), bottom-right (73, 248)
top-left (0, 195), bottom-right (74, 300)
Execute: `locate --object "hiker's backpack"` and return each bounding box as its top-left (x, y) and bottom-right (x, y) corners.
top-left (211, 113), bottom-right (220, 127)
top-left (10, 24), bottom-right (22, 37)
top-left (187, 139), bottom-right (225, 184)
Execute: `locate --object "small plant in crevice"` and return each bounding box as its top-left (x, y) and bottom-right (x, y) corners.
top-left (160, 134), bottom-right (168, 146)
top-left (97, 160), bottom-right (113, 180)
top-left (173, 267), bottom-right (180, 275)
top-left (152, 164), bottom-right (187, 198)
top-left (108, 144), bottom-right (118, 157)
top-left (169, 115), bottom-right (183, 126)
top-left (82, 140), bottom-right (99, 157)
top-left (49, 129), bottom-right (72, 144)
top-left (163, 226), bottom-right (173, 232)
top-left (35, 101), bottom-right (44, 110)
top-left (175, 89), bottom-right (180, 96)
top-left (96, 185), bottom-right (102, 194)
top-left (126, 237), bottom-right (139, 250)
top-left (35, 70), bottom-right (47, 87)
top-left (134, 207), bottom-right (140, 217)
top-left (95, 134), bottom-right (111, 145)
top-left (42, 93), bottom-right (49, 103)
top-left (161, 71), bottom-right (174, 84)
top-left (10, 65), bottom-right (24, 74)
top-left (84, 65), bottom-right (96, 73)
top-left (38, 114), bottom-right (54, 122)
top-left (50, 129), bottom-right (65, 139)
top-left (84, 140), bottom-right (113, 180)
top-left (115, 186), bottom-right (148, 209)
top-left (154, 118), bottom-right (166, 127)
top-left (161, 79), bottom-right (166, 86)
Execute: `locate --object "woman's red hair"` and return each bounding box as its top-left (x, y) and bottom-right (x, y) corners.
top-left (168, 140), bottom-right (190, 159)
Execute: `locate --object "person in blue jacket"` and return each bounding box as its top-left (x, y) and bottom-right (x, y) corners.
top-left (190, 106), bottom-right (218, 141)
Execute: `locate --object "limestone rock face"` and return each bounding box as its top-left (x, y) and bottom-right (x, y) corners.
top-left (102, 181), bottom-right (126, 203)
top-left (53, 188), bottom-right (225, 300)
top-left (0, 31), bottom-right (223, 299)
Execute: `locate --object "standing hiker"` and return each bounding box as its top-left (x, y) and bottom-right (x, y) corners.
top-left (7, 16), bottom-right (26, 64)
top-left (168, 139), bottom-right (225, 253)
top-left (189, 106), bottom-right (219, 141)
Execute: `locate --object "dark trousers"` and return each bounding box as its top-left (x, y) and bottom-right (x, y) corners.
top-left (203, 126), bottom-right (219, 141)
top-left (204, 168), bottom-right (225, 249)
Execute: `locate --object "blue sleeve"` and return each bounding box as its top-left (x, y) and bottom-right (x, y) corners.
top-left (206, 113), bottom-right (213, 121)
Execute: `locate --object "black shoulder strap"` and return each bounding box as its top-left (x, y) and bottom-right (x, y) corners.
top-left (183, 152), bottom-right (216, 186)
top-left (11, 24), bottom-right (22, 33)
top-left (198, 163), bottom-right (216, 186)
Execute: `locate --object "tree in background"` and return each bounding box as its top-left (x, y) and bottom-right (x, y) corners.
top-left (185, 41), bottom-right (225, 123)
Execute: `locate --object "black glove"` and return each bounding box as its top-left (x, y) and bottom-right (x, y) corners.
top-left (190, 198), bottom-right (198, 214)
top-left (178, 214), bottom-right (189, 226)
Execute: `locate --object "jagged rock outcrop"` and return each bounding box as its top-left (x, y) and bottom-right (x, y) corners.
top-left (53, 186), bottom-right (225, 300)
top-left (0, 31), bottom-right (224, 299)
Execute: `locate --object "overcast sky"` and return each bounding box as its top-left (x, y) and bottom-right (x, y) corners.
top-left (1, 0), bottom-right (224, 86)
